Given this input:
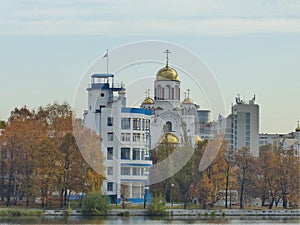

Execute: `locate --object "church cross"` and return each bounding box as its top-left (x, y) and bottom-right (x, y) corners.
top-left (164, 49), bottom-right (171, 67)
top-left (187, 89), bottom-right (191, 98)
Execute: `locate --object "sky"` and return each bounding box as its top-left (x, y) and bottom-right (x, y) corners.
top-left (0, 0), bottom-right (299, 134)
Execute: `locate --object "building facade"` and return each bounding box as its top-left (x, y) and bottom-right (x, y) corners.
top-left (229, 96), bottom-right (259, 156)
top-left (84, 74), bottom-right (152, 204)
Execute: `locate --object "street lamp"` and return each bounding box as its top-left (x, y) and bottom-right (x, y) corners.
top-left (171, 183), bottom-right (174, 206)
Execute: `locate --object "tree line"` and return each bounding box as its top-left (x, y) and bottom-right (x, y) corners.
top-left (151, 134), bottom-right (299, 209)
top-left (0, 103), bottom-right (105, 208)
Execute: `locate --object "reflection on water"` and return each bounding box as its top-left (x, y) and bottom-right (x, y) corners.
top-left (0, 216), bottom-right (299, 224)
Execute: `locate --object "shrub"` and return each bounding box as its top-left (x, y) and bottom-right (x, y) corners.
top-left (210, 211), bottom-right (216, 217)
top-left (147, 196), bottom-right (166, 216)
top-left (82, 192), bottom-right (111, 215)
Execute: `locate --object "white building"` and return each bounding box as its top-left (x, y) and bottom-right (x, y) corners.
top-left (140, 55), bottom-right (201, 147)
top-left (84, 74), bottom-right (152, 204)
top-left (227, 96), bottom-right (259, 156)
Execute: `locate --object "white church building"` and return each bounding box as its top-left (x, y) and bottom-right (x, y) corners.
top-left (83, 52), bottom-right (201, 204)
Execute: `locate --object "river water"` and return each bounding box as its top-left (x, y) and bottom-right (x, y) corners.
top-left (0, 216), bottom-right (299, 225)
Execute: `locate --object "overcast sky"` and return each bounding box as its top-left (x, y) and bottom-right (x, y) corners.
top-left (0, 0), bottom-right (299, 133)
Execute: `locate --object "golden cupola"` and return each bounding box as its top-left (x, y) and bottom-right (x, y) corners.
top-left (141, 96), bottom-right (155, 105)
top-left (182, 89), bottom-right (194, 104)
top-left (141, 89), bottom-right (154, 106)
top-left (195, 135), bottom-right (202, 144)
top-left (296, 121), bottom-right (300, 132)
top-left (160, 132), bottom-right (179, 144)
top-left (156, 65), bottom-right (179, 81)
top-left (156, 49), bottom-right (179, 81)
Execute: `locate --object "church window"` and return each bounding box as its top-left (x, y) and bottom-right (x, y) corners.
top-left (166, 85), bottom-right (170, 99)
top-left (171, 88), bottom-right (174, 99)
top-left (157, 85), bottom-right (161, 99)
top-left (166, 121), bottom-right (172, 132)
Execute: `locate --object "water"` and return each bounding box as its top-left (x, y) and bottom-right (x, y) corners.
top-left (0, 216), bottom-right (299, 225)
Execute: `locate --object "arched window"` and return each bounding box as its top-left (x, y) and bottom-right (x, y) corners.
top-left (171, 88), bottom-right (174, 99)
top-left (175, 85), bottom-right (179, 100)
top-left (166, 85), bottom-right (170, 99)
top-left (157, 85), bottom-right (161, 99)
top-left (166, 121), bottom-right (172, 132)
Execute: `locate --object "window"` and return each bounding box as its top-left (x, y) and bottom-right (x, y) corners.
top-left (141, 149), bottom-right (145, 160)
top-left (133, 118), bottom-right (140, 130)
top-left (107, 117), bottom-right (113, 126)
top-left (121, 167), bottom-right (131, 175)
top-left (107, 147), bottom-right (113, 160)
top-left (107, 182), bottom-right (113, 191)
top-left (171, 88), bottom-right (174, 99)
top-left (133, 148), bottom-right (140, 160)
top-left (132, 185), bottom-right (141, 198)
top-left (121, 118), bottom-right (131, 130)
top-left (107, 132), bottom-right (113, 141)
top-left (145, 120), bottom-right (150, 130)
top-left (121, 133), bottom-right (130, 142)
top-left (166, 86), bottom-right (170, 99)
top-left (107, 167), bottom-right (113, 175)
top-left (132, 167), bottom-right (141, 175)
top-left (166, 121), bottom-right (172, 132)
top-left (121, 148), bottom-right (130, 160)
top-left (141, 119), bottom-right (145, 130)
top-left (133, 133), bottom-right (140, 142)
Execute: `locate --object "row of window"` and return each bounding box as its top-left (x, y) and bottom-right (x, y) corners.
top-left (107, 166), bottom-right (148, 176)
top-left (107, 132), bottom-right (150, 143)
top-left (106, 147), bottom-right (148, 160)
top-left (107, 117), bottom-right (151, 130)
top-left (120, 167), bottom-right (149, 176)
top-left (106, 182), bottom-right (145, 198)
top-left (121, 118), bottom-right (150, 130)
top-left (155, 85), bottom-right (180, 100)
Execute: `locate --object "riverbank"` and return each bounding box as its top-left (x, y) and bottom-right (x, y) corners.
top-left (43, 208), bottom-right (300, 217)
top-left (1, 208), bottom-right (300, 217)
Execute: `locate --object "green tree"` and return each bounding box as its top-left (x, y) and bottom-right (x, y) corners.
top-left (82, 192), bottom-right (111, 215)
top-left (147, 195), bottom-right (166, 216)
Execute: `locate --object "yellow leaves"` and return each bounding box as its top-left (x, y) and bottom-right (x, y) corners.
top-left (86, 169), bottom-right (105, 194)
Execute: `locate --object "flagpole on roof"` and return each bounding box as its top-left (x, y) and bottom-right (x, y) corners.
top-left (106, 49), bottom-right (109, 74)
top-left (103, 49), bottom-right (109, 74)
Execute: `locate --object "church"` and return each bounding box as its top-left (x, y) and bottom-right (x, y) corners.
top-left (83, 50), bottom-right (201, 204)
top-left (140, 50), bottom-right (202, 148)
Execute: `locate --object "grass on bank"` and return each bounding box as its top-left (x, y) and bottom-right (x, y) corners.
top-left (0, 208), bottom-right (43, 217)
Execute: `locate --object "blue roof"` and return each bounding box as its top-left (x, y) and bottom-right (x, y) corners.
top-left (91, 73), bottom-right (114, 78)
top-left (121, 107), bottom-right (152, 116)
top-left (122, 163), bottom-right (152, 167)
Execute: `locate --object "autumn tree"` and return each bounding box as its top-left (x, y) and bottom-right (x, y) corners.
top-left (235, 146), bottom-right (254, 209)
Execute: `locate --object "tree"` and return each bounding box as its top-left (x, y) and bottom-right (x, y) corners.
top-left (82, 192), bottom-right (111, 215)
top-left (235, 147), bottom-right (254, 209)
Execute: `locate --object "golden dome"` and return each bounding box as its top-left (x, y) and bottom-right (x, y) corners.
top-left (141, 97), bottom-right (155, 105)
top-left (296, 126), bottom-right (300, 132)
top-left (161, 133), bottom-right (179, 144)
top-left (195, 135), bottom-right (202, 143)
top-left (182, 98), bottom-right (194, 104)
top-left (156, 65), bottom-right (179, 81)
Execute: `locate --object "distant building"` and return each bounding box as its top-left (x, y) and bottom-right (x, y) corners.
top-left (259, 133), bottom-right (279, 146)
top-left (229, 95), bottom-right (259, 156)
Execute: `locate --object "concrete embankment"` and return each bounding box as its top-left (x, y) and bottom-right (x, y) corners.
top-left (43, 209), bottom-right (300, 217)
